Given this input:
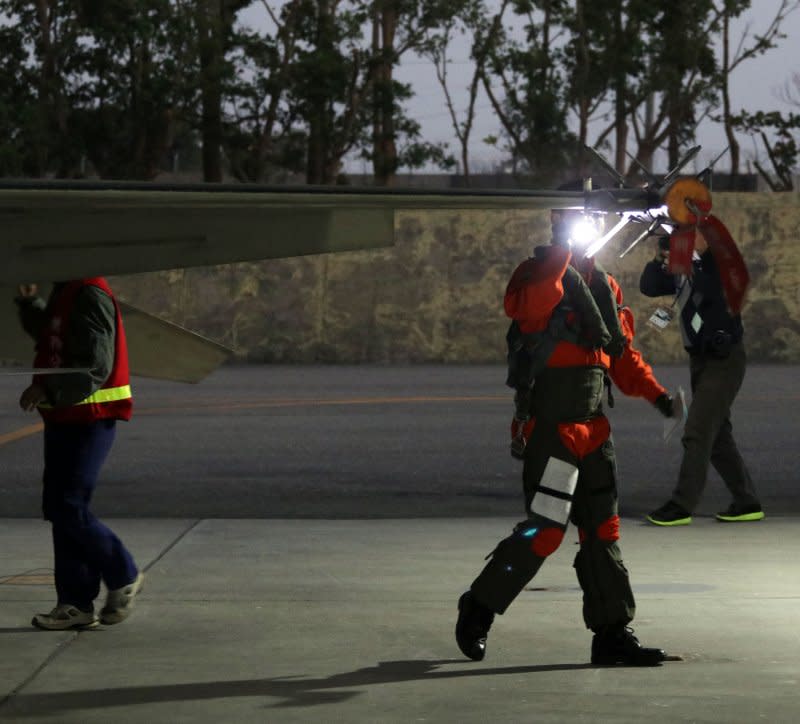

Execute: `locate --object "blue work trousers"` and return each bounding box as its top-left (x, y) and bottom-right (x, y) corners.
top-left (42, 419), bottom-right (138, 609)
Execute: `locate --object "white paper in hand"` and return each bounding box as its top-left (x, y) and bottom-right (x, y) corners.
top-left (663, 386), bottom-right (687, 442)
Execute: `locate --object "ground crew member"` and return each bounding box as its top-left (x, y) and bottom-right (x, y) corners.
top-left (17, 279), bottom-right (144, 630)
top-left (640, 230), bottom-right (763, 525)
top-left (455, 209), bottom-right (671, 666)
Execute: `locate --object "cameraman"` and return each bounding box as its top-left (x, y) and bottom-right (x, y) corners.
top-left (639, 230), bottom-right (763, 525)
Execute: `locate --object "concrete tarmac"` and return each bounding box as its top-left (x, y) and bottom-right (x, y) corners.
top-left (2, 364), bottom-right (798, 518)
top-left (1, 365), bottom-right (798, 722)
top-left (1, 516), bottom-right (798, 723)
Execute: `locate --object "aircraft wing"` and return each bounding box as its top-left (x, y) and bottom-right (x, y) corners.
top-left (0, 178), bottom-right (659, 384)
top-left (0, 180), bottom-right (601, 284)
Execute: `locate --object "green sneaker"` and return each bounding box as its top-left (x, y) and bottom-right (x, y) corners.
top-left (646, 501), bottom-right (692, 526)
top-left (716, 504), bottom-right (765, 522)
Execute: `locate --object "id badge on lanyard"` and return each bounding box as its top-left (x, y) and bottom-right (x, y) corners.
top-left (647, 278), bottom-right (688, 332)
top-left (648, 306), bottom-right (674, 330)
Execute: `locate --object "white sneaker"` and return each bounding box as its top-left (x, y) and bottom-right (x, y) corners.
top-left (100, 572), bottom-right (144, 625)
top-left (32, 604), bottom-right (99, 631)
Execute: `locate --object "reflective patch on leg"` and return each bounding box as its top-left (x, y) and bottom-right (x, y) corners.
top-left (531, 492), bottom-right (572, 524)
top-left (530, 457), bottom-right (578, 524)
top-left (539, 457), bottom-right (579, 495)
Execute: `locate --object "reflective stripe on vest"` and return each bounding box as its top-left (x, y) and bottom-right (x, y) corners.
top-left (38, 384), bottom-right (132, 409)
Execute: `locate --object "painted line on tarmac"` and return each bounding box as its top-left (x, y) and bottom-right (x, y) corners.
top-left (0, 422), bottom-right (43, 446)
top-left (134, 394), bottom-right (508, 415)
top-left (0, 396), bottom-right (506, 445)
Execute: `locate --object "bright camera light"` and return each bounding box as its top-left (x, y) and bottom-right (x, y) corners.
top-left (568, 216), bottom-right (601, 247)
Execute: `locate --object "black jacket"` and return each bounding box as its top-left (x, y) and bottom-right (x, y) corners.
top-left (639, 250), bottom-right (743, 354)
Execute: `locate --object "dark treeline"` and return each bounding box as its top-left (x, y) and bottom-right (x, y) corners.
top-left (0, 0), bottom-right (798, 187)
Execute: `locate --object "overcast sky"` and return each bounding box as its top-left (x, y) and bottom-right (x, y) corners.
top-left (242, 2), bottom-right (800, 175)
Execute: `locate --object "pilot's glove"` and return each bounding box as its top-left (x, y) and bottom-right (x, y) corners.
top-left (654, 393), bottom-right (674, 418)
top-left (603, 333), bottom-right (628, 359)
top-left (510, 416), bottom-right (533, 460)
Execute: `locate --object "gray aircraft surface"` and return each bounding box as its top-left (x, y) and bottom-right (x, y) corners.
top-left (0, 147), bottom-right (708, 382)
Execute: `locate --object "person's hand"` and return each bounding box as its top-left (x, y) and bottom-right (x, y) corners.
top-left (510, 416), bottom-right (533, 460)
top-left (655, 236), bottom-right (670, 265)
top-left (603, 334), bottom-right (628, 359)
top-left (654, 393), bottom-right (674, 418)
top-left (694, 229), bottom-right (709, 254)
top-left (19, 383), bottom-right (47, 412)
top-left (17, 283), bottom-right (38, 298)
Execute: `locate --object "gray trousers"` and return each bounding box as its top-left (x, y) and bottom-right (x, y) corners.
top-left (672, 343), bottom-right (759, 512)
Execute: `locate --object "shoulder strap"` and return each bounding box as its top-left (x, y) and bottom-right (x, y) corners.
top-left (581, 264), bottom-right (626, 357)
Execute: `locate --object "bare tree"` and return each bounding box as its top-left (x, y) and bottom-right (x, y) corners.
top-left (195, 0), bottom-right (250, 182)
top-left (716, 0), bottom-right (800, 179)
top-left (422, 0), bottom-right (507, 183)
top-left (225, 0), bottom-right (305, 182)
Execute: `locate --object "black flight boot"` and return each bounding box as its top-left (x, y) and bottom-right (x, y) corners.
top-left (591, 625), bottom-right (666, 666)
top-left (455, 591), bottom-right (495, 661)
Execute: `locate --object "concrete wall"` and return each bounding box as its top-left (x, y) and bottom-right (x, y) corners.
top-left (111, 191), bottom-right (800, 364)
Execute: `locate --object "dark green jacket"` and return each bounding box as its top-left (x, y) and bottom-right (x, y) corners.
top-left (16, 284), bottom-right (116, 408)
